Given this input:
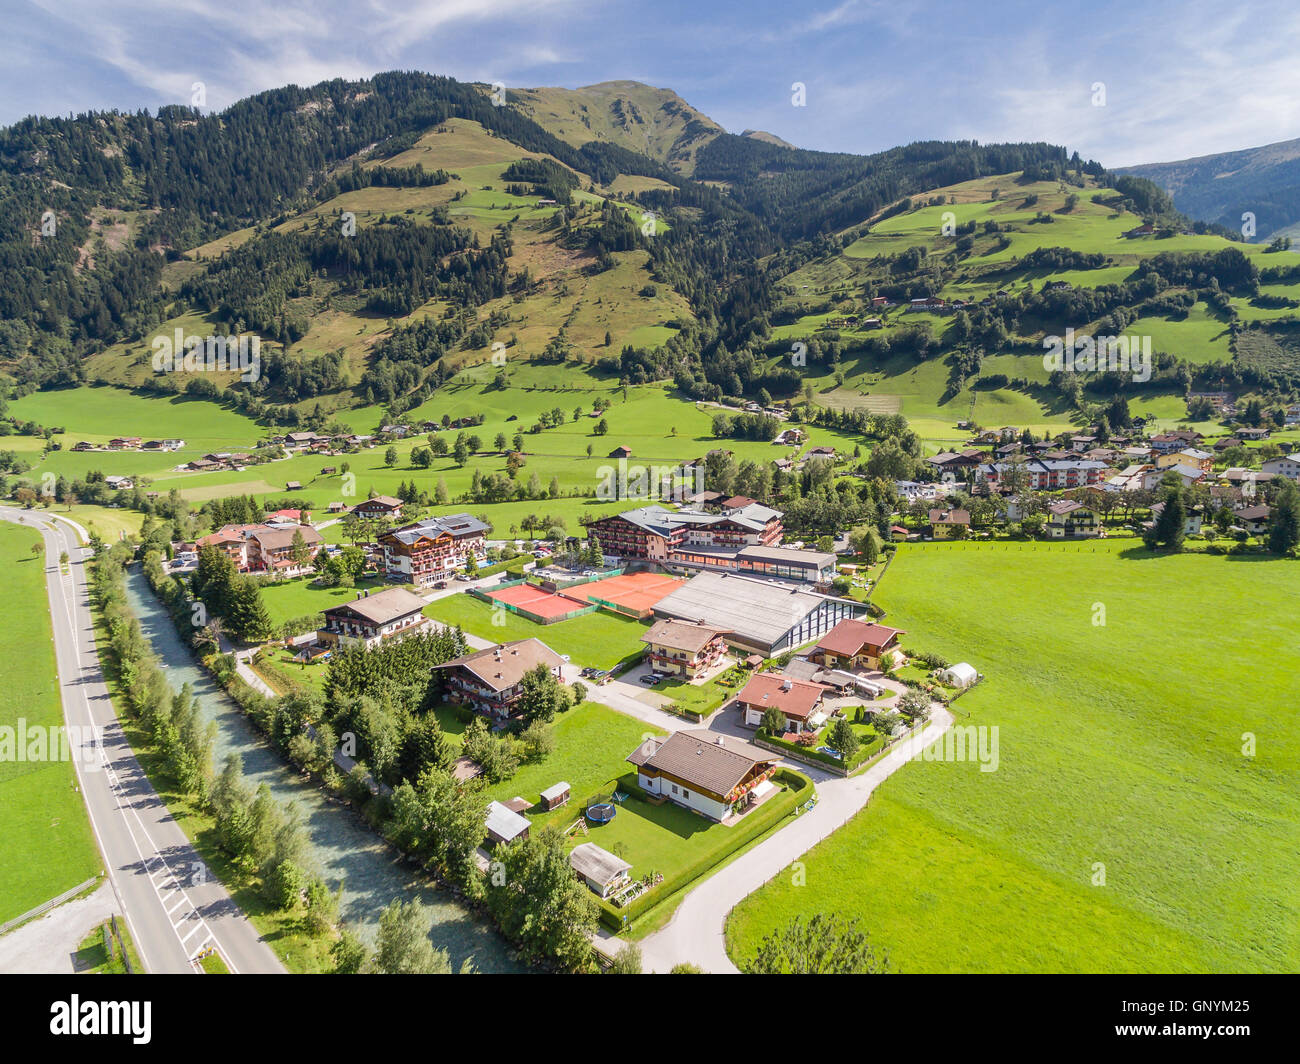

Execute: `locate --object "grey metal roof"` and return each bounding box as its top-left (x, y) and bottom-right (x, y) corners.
top-left (569, 842), bottom-right (631, 884)
top-left (484, 801), bottom-right (530, 842)
top-left (652, 571), bottom-right (844, 647)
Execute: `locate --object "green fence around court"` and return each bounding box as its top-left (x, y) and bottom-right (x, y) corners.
top-left (584, 594), bottom-right (646, 619)
top-left (468, 582), bottom-right (599, 625)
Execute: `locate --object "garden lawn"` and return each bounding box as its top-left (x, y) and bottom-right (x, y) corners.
top-left (477, 702), bottom-right (803, 917)
top-left (727, 539), bottom-right (1300, 973)
top-left (258, 573), bottom-right (389, 629)
top-left (424, 592), bottom-right (648, 670)
top-left (0, 522), bottom-right (101, 924)
top-left (479, 701), bottom-right (658, 818)
top-left (650, 668), bottom-right (744, 717)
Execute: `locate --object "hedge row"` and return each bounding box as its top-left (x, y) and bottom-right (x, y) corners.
top-left (597, 768), bottom-right (812, 931)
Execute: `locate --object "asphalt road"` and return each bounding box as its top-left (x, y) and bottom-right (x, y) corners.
top-left (0, 507), bottom-right (284, 974)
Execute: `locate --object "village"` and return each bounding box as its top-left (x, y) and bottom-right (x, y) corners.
top-left (82, 383), bottom-right (1290, 952)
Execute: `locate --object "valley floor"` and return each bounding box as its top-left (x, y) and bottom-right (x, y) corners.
top-left (725, 539), bottom-right (1300, 972)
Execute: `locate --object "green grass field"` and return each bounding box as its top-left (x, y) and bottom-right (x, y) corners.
top-left (424, 592), bottom-right (648, 670)
top-left (726, 539), bottom-right (1300, 973)
top-left (258, 573), bottom-right (390, 628)
top-left (480, 701), bottom-right (657, 817)
top-left (11, 371), bottom-right (869, 540)
top-left (478, 701), bottom-right (800, 924)
top-left (0, 522), bottom-right (100, 925)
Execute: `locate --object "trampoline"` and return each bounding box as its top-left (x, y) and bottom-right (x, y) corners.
top-left (585, 802), bottom-right (617, 824)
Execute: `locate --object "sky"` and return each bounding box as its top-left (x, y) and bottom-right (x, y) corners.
top-left (8, 0), bottom-right (1300, 167)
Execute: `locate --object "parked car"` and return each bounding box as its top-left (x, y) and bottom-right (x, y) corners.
top-left (433, 580), bottom-right (448, 589)
top-left (638, 673), bottom-right (662, 686)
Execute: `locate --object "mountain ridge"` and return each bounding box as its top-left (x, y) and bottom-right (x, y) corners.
top-left (1121, 135), bottom-right (1300, 242)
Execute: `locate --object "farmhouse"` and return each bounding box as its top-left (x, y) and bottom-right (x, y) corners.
top-left (640, 619), bottom-right (730, 679)
top-left (432, 638), bottom-right (565, 719)
top-left (281, 431), bottom-right (328, 450)
top-left (626, 731), bottom-right (779, 822)
top-left (651, 571), bottom-right (863, 657)
top-left (352, 495), bottom-right (405, 519)
top-left (1149, 500), bottom-right (1204, 536)
top-left (735, 672), bottom-right (827, 734)
top-left (1233, 504), bottom-right (1271, 535)
top-left (380, 513), bottom-right (489, 586)
top-left (809, 618), bottom-right (905, 671)
top-left (926, 449), bottom-right (983, 475)
top-left (317, 587), bottom-right (430, 649)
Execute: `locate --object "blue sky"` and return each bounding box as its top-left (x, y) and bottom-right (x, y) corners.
top-left (11, 0), bottom-right (1300, 167)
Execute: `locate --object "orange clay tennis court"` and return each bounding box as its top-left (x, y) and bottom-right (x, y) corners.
top-left (484, 582), bottom-right (585, 620)
top-left (565, 571), bottom-right (686, 617)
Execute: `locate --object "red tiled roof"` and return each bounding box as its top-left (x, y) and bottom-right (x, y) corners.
top-left (735, 672), bottom-right (826, 721)
top-left (813, 618), bottom-right (905, 658)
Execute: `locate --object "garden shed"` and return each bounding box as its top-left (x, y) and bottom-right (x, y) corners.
top-left (484, 801), bottom-right (531, 846)
top-left (570, 843), bottom-right (632, 899)
top-left (540, 781), bottom-right (571, 811)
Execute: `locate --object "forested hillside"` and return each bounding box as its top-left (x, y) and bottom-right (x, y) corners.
top-left (5, 69), bottom-right (1298, 442)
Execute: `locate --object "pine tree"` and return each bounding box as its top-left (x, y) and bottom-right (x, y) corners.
top-left (1268, 480), bottom-right (1300, 555)
top-left (1144, 489), bottom-right (1186, 551)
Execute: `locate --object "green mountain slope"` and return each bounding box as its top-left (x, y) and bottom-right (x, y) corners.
top-left (509, 81), bottom-right (724, 174)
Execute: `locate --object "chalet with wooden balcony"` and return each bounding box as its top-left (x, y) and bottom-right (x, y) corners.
top-left (317, 587), bottom-right (430, 649)
top-left (627, 731), bottom-right (779, 822)
top-left (640, 619), bottom-right (730, 678)
top-left (432, 638), bottom-right (564, 719)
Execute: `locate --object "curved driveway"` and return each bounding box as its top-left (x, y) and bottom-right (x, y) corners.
top-left (634, 704), bottom-right (954, 973)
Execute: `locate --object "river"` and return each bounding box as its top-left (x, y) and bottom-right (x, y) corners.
top-left (122, 566), bottom-right (523, 973)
